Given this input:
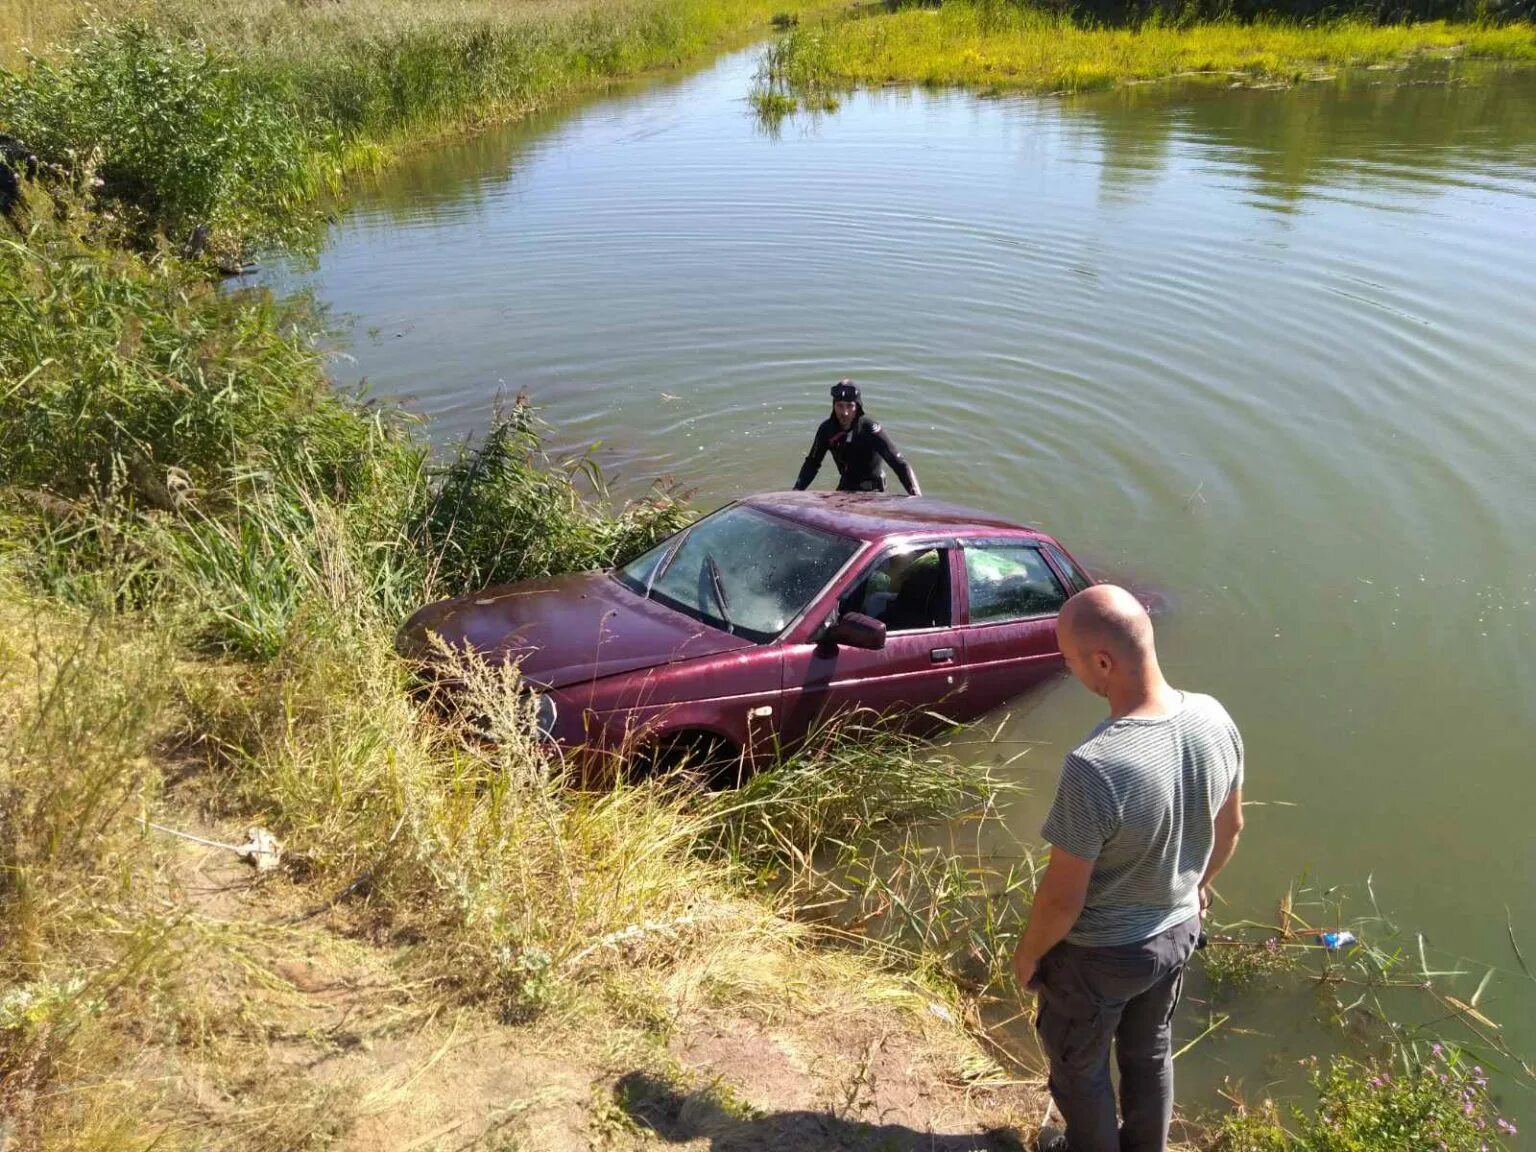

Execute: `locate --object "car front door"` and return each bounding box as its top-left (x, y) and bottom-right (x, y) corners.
top-left (777, 542), bottom-right (968, 741)
top-left (958, 539), bottom-right (1070, 714)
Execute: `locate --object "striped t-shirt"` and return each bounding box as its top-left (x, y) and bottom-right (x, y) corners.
top-left (1042, 692), bottom-right (1243, 947)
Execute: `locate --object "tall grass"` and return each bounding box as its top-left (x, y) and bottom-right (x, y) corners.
top-left (0, 591), bottom-right (181, 1143)
top-left (153, 577), bottom-right (1008, 1027)
top-left (0, 488), bottom-right (1011, 1143)
top-left (761, 7), bottom-right (1536, 100)
top-left (412, 400), bottom-right (692, 594)
top-left (0, 24), bottom-right (319, 250)
top-left (0, 195), bottom-right (410, 512)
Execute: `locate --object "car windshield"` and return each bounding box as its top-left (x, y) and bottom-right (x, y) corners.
top-left (616, 505), bottom-right (860, 642)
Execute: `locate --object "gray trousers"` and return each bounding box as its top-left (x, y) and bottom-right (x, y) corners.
top-left (1033, 916), bottom-right (1200, 1152)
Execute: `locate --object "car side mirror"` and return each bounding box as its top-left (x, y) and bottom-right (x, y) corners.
top-left (824, 611), bottom-right (886, 651)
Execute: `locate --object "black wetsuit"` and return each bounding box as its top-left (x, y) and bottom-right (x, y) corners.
top-left (793, 413), bottom-right (920, 495)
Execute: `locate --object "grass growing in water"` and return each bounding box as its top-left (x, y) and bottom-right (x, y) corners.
top-left (1209, 1048), bottom-right (1517, 1150)
top-left (762, 6), bottom-right (1536, 98)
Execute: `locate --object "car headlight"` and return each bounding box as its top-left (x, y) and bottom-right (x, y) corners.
top-left (534, 692), bottom-right (559, 741)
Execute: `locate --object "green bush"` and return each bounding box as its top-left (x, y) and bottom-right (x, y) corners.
top-left (0, 24), bottom-right (319, 249)
top-left (1301, 1050), bottom-right (1515, 1151)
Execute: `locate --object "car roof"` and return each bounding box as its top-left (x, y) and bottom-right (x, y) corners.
top-left (741, 491), bottom-right (1054, 546)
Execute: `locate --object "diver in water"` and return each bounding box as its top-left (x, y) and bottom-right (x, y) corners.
top-left (792, 379), bottom-right (921, 496)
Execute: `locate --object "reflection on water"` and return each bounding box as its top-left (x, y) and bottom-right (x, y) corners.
top-left (260, 51), bottom-right (1536, 1116)
top-left (1082, 64), bottom-right (1536, 209)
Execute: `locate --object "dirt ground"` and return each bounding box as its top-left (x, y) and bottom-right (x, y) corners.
top-left (148, 823), bottom-right (1052, 1152)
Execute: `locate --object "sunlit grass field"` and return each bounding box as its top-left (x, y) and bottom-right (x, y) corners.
top-left (770, 6), bottom-right (1536, 95)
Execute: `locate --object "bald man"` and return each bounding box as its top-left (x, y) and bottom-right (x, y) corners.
top-left (1012, 585), bottom-right (1244, 1152)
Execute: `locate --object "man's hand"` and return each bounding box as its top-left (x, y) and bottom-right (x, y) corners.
top-left (1010, 847), bottom-right (1094, 997)
top-left (1198, 787), bottom-right (1244, 903)
top-left (1011, 945), bottom-right (1039, 992)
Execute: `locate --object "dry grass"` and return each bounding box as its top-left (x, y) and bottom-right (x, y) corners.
top-left (141, 0), bottom-right (696, 55)
top-left (0, 0), bottom-right (102, 63)
top-left (3, 0), bottom-right (818, 66)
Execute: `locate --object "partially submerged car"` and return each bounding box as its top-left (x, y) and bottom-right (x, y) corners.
top-left (398, 492), bottom-right (1094, 774)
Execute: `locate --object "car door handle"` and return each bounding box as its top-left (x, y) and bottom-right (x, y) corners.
top-left (930, 647), bottom-right (955, 663)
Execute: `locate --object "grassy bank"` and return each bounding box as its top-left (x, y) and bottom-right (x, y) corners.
top-left (757, 6), bottom-right (1536, 100)
top-left (0, 570), bottom-right (1029, 1146)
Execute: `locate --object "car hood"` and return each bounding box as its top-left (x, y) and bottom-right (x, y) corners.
top-left (397, 570), bottom-right (754, 689)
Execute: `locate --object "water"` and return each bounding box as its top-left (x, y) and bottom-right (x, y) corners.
top-left (263, 51), bottom-right (1536, 1118)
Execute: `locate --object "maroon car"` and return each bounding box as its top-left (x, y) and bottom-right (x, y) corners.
top-left (399, 492), bottom-right (1093, 773)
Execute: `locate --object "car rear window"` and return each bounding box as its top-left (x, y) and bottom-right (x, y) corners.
top-left (617, 506), bottom-right (860, 642)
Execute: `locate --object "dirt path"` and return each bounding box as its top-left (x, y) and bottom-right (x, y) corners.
top-left (149, 821), bottom-right (1048, 1152)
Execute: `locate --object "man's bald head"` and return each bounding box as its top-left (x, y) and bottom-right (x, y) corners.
top-left (1056, 585), bottom-right (1158, 697)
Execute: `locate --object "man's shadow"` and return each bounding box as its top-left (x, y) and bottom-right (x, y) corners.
top-left (612, 1071), bottom-right (1024, 1152)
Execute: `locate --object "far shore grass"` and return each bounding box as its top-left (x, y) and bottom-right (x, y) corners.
top-left (763, 7), bottom-right (1536, 97)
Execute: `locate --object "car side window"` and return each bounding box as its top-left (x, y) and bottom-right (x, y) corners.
top-left (965, 544), bottom-right (1066, 624)
top-left (840, 547), bottom-right (952, 633)
top-left (1044, 544), bottom-right (1092, 594)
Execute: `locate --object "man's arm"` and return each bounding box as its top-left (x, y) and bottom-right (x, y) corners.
top-left (1198, 785), bottom-right (1244, 913)
top-left (1011, 846), bottom-right (1095, 990)
top-left (793, 425), bottom-right (830, 491)
top-left (870, 424), bottom-right (921, 496)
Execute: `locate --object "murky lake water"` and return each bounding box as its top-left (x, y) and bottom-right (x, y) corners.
top-left (264, 49), bottom-right (1536, 1118)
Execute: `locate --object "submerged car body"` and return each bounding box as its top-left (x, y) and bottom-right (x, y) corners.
top-left (398, 492), bottom-right (1094, 771)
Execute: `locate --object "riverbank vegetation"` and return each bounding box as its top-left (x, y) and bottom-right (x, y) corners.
top-left (3, 0), bottom-right (1534, 1147)
top-left (753, 3), bottom-right (1536, 108)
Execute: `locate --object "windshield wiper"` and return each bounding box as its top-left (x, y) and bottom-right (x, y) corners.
top-left (645, 529), bottom-right (691, 598)
top-left (703, 553), bottom-right (734, 633)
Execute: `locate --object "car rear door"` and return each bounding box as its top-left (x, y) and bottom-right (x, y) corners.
top-left (777, 542), bottom-right (968, 740)
top-left (957, 539), bottom-right (1070, 714)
